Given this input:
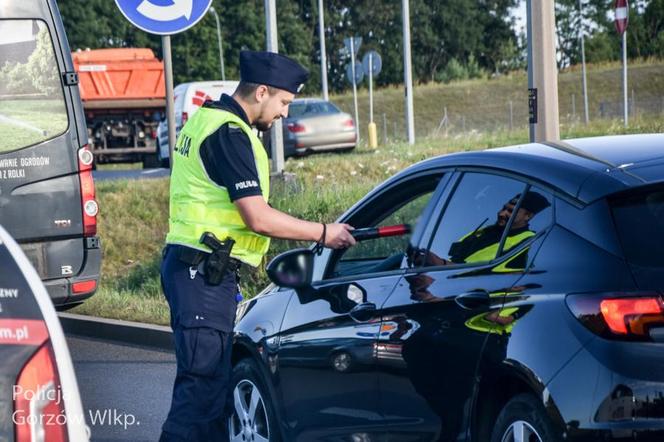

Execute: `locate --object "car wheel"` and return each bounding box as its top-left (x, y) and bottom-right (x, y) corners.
top-left (490, 393), bottom-right (561, 442)
top-left (229, 358), bottom-right (280, 442)
top-left (331, 351), bottom-right (352, 372)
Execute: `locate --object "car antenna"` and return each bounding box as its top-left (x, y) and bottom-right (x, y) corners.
top-left (541, 140), bottom-right (645, 182)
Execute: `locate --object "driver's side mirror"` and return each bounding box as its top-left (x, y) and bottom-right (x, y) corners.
top-left (266, 248), bottom-right (314, 289)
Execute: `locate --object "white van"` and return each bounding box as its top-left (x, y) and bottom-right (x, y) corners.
top-left (156, 80), bottom-right (239, 167)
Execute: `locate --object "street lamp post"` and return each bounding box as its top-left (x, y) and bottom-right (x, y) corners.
top-left (208, 6), bottom-right (225, 81)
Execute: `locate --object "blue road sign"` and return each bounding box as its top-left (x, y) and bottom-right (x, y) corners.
top-left (115, 0), bottom-right (213, 35)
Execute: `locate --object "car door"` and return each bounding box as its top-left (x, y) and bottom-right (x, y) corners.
top-left (275, 171), bottom-right (448, 441)
top-left (376, 171), bottom-right (554, 441)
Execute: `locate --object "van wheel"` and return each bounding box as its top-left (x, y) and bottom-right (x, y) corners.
top-left (490, 394), bottom-right (561, 442)
top-left (229, 359), bottom-right (280, 442)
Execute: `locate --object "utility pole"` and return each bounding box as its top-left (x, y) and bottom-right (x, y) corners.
top-left (208, 7), bottom-right (225, 81)
top-left (402, 0), bottom-right (415, 144)
top-left (163, 36), bottom-right (176, 167)
top-left (318, 0), bottom-right (328, 101)
top-left (265, 0), bottom-right (284, 174)
top-left (614, 0), bottom-right (629, 127)
top-left (622, 30), bottom-right (628, 127)
top-left (350, 39), bottom-right (360, 143)
top-left (578, 0), bottom-right (589, 124)
top-left (527, 0), bottom-right (535, 142)
top-left (528, 0), bottom-right (560, 141)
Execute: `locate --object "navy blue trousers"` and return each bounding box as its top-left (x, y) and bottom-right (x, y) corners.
top-left (159, 245), bottom-right (238, 442)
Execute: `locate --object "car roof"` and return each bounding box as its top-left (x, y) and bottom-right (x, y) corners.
top-left (292, 98), bottom-right (327, 104)
top-left (397, 134), bottom-right (664, 204)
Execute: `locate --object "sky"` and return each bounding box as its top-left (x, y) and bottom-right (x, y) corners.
top-left (511, 0), bottom-right (528, 35)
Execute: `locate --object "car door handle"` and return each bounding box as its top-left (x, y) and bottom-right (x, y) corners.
top-left (455, 290), bottom-right (490, 310)
top-left (349, 302), bottom-right (377, 322)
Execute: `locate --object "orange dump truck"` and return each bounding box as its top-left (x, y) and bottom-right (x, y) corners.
top-left (73, 48), bottom-right (165, 167)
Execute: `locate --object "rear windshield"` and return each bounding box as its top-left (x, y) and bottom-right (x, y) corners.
top-left (0, 20), bottom-right (68, 153)
top-left (610, 186), bottom-right (664, 268)
top-left (288, 101), bottom-right (340, 118)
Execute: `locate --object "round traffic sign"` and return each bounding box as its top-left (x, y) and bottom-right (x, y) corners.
top-left (346, 61), bottom-right (364, 85)
top-left (115, 0), bottom-right (213, 35)
top-left (614, 0), bottom-right (629, 35)
top-left (362, 51), bottom-right (382, 78)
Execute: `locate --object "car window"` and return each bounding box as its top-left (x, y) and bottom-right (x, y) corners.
top-left (288, 101), bottom-right (339, 118)
top-left (326, 174), bottom-right (443, 279)
top-left (610, 184), bottom-right (664, 268)
top-left (0, 20), bottom-right (68, 153)
top-left (426, 173), bottom-right (551, 267)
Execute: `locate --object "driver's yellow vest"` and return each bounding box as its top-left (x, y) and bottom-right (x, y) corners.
top-left (461, 229), bottom-right (535, 264)
top-left (165, 107), bottom-right (270, 267)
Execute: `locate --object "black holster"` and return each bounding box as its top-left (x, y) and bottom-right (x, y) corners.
top-left (198, 232), bottom-right (235, 285)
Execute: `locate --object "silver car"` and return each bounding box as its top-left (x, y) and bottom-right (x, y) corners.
top-left (282, 98), bottom-right (357, 157)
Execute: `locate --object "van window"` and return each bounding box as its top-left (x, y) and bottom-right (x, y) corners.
top-left (0, 20), bottom-right (68, 152)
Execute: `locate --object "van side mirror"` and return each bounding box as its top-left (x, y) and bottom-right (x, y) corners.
top-left (266, 248), bottom-right (314, 289)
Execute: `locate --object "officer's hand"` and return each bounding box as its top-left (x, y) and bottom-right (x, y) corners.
top-left (325, 223), bottom-right (356, 249)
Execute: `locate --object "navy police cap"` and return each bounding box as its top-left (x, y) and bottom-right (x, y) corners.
top-left (240, 50), bottom-right (309, 94)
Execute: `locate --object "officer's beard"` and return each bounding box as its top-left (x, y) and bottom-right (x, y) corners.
top-left (255, 120), bottom-right (272, 132)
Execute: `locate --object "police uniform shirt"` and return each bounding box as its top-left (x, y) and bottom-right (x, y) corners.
top-left (199, 94), bottom-right (263, 201)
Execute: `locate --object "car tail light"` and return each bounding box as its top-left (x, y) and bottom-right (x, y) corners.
top-left (78, 146), bottom-right (98, 237)
top-left (182, 112), bottom-right (189, 125)
top-left (287, 122), bottom-right (307, 133)
top-left (566, 292), bottom-right (664, 341)
top-left (72, 279), bottom-right (97, 295)
top-left (14, 343), bottom-right (68, 442)
top-left (343, 119), bottom-right (355, 128)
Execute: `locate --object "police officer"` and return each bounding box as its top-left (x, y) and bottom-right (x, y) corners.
top-left (159, 51), bottom-right (356, 441)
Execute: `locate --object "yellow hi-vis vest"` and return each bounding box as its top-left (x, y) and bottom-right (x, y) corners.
top-left (460, 228), bottom-right (535, 264)
top-left (165, 107), bottom-right (270, 267)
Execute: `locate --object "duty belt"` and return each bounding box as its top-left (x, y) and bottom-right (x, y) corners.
top-left (172, 245), bottom-right (242, 272)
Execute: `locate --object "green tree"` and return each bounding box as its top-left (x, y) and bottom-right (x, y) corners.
top-left (28, 27), bottom-right (63, 96)
top-left (56, 0), bottom-right (529, 93)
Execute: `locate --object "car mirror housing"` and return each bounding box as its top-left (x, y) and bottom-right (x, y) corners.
top-left (266, 248), bottom-right (314, 289)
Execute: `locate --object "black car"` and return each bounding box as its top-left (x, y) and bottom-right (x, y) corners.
top-left (230, 134), bottom-right (664, 442)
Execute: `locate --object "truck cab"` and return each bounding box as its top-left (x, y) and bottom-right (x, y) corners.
top-left (0, 0), bottom-right (101, 308)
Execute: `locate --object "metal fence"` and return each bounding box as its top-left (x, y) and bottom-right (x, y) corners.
top-left (368, 92), bottom-right (664, 144)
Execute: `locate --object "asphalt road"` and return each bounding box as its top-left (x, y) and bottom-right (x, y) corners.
top-left (92, 167), bottom-right (169, 181)
top-left (66, 335), bottom-right (176, 442)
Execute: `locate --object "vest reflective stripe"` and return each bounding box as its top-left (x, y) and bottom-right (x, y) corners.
top-left (464, 229), bottom-right (535, 264)
top-left (492, 246), bottom-right (531, 273)
top-left (166, 107), bottom-right (270, 267)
